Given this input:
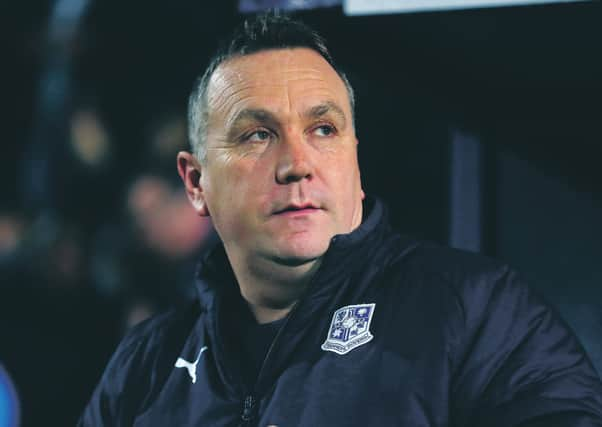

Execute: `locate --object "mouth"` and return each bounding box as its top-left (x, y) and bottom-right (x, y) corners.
top-left (273, 203), bottom-right (321, 216)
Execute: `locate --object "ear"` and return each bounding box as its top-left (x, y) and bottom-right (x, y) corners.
top-left (177, 151), bottom-right (210, 217)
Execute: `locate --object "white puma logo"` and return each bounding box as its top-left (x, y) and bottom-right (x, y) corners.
top-left (174, 346), bottom-right (208, 384)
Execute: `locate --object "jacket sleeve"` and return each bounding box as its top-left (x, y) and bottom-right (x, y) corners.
top-left (77, 330), bottom-right (152, 427)
top-left (451, 266), bottom-right (602, 427)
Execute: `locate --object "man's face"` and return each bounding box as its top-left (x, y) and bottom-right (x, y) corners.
top-left (199, 48), bottom-right (364, 265)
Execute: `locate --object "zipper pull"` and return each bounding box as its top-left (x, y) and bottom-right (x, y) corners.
top-left (241, 395), bottom-right (256, 425)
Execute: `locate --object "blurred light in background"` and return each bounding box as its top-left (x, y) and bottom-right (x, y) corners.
top-left (0, 365), bottom-right (20, 427)
top-left (344, 0), bottom-right (590, 15)
top-left (23, 0), bottom-right (92, 211)
top-left (239, 0), bottom-right (341, 12)
top-left (69, 109), bottom-right (111, 168)
top-left (50, 0), bottom-right (90, 38)
top-left (126, 175), bottom-right (213, 259)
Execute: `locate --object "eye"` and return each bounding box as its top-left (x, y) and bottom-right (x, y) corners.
top-left (313, 124), bottom-right (337, 137)
top-left (245, 129), bottom-right (272, 143)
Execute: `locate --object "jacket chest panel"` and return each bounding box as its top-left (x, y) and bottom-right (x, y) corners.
top-left (131, 334), bottom-right (451, 427)
top-left (256, 344), bottom-right (450, 427)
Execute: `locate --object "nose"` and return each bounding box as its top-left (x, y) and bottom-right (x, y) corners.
top-left (275, 134), bottom-right (313, 184)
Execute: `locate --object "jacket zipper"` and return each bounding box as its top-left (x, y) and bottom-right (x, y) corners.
top-left (238, 299), bottom-right (304, 426)
top-left (240, 394), bottom-right (256, 426)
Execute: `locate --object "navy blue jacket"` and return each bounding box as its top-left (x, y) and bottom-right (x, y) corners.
top-left (79, 198), bottom-right (602, 426)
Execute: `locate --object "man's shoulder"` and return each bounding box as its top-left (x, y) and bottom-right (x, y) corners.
top-left (80, 300), bottom-right (202, 422)
top-left (388, 237), bottom-right (513, 290)
top-left (123, 300), bottom-right (201, 348)
top-left (106, 300), bottom-right (202, 376)
top-left (382, 237), bottom-right (537, 318)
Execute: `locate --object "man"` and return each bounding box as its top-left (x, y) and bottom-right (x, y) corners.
top-left (79, 13), bottom-right (602, 426)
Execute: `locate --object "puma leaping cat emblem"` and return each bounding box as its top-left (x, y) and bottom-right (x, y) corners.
top-left (175, 346), bottom-right (208, 384)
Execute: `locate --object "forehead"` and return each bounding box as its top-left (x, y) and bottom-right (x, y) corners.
top-left (206, 48), bottom-right (350, 122)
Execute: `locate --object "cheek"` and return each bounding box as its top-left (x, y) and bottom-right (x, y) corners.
top-left (329, 152), bottom-right (361, 188)
top-left (204, 163), bottom-right (265, 233)
top-left (203, 167), bottom-right (240, 217)
top-left (328, 154), bottom-right (362, 212)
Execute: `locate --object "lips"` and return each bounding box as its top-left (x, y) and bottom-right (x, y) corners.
top-left (273, 203), bottom-right (321, 215)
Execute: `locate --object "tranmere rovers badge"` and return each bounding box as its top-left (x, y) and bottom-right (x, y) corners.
top-left (321, 303), bottom-right (376, 355)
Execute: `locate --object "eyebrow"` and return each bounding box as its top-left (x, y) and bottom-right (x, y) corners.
top-left (304, 101), bottom-right (347, 128)
top-left (227, 108), bottom-right (277, 134)
top-left (223, 108), bottom-right (275, 141)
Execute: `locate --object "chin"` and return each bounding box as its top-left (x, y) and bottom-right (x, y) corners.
top-left (271, 255), bottom-right (319, 267)
top-left (270, 239), bottom-right (329, 267)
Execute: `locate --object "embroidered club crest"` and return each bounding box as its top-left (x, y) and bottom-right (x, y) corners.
top-left (321, 303), bottom-right (376, 355)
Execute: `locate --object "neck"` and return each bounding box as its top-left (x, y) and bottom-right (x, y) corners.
top-left (226, 250), bottom-right (322, 324)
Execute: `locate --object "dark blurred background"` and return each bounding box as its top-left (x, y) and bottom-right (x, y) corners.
top-left (1, 0), bottom-right (601, 425)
